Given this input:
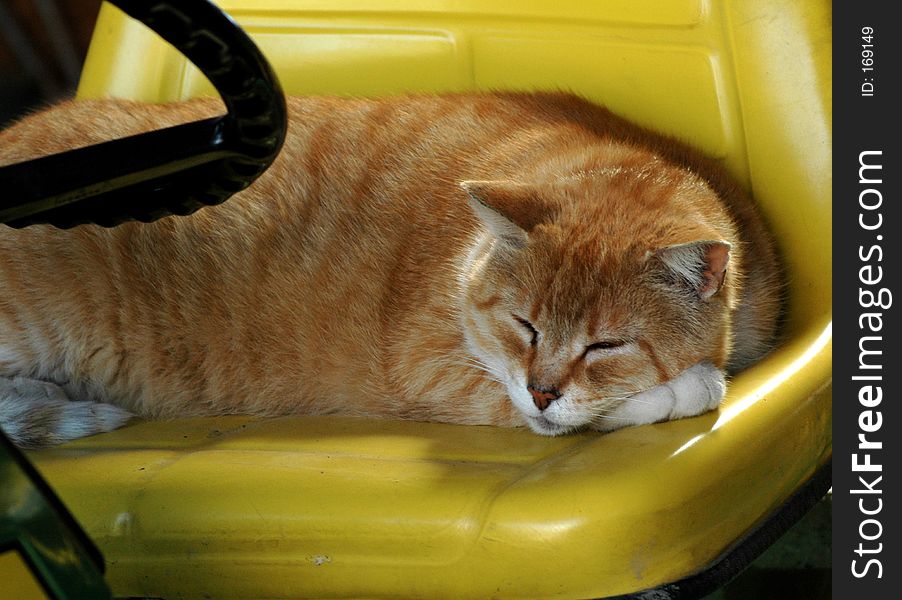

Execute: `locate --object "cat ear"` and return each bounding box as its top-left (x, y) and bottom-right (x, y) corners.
top-left (652, 240), bottom-right (732, 300)
top-left (460, 180), bottom-right (554, 248)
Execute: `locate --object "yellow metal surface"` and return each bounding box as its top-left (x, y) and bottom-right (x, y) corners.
top-left (27, 0), bottom-right (831, 598)
top-left (0, 550), bottom-right (50, 600)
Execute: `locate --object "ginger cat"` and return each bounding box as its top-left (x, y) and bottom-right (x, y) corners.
top-left (0, 92), bottom-right (782, 447)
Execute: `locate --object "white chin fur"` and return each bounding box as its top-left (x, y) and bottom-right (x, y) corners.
top-left (524, 414), bottom-right (578, 436)
top-left (505, 376), bottom-right (590, 435)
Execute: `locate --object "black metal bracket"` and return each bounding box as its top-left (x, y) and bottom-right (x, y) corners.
top-left (0, 0), bottom-right (287, 228)
top-left (1, 429), bottom-right (113, 599)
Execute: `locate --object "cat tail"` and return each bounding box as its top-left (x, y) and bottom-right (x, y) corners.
top-left (0, 376), bottom-right (133, 448)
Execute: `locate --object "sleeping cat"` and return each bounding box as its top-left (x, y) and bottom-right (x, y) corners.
top-left (0, 92), bottom-right (782, 447)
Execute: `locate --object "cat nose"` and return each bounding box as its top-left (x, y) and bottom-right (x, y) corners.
top-left (527, 384), bottom-right (561, 411)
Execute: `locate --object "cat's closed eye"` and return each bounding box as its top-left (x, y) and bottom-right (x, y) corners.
top-left (583, 340), bottom-right (627, 356)
top-left (513, 315), bottom-right (538, 345)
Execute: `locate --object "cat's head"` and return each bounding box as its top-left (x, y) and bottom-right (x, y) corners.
top-left (458, 167), bottom-right (739, 435)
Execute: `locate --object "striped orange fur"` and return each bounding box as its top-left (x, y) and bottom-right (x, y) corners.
top-left (0, 92), bottom-right (782, 446)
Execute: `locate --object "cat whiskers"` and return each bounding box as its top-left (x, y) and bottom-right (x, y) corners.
top-left (589, 413), bottom-right (631, 423)
top-left (452, 358), bottom-right (505, 381)
top-left (586, 407), bottom-right (632, 428)
top-left (586, 390), bottom-right (652, 426)
top-left (418, 349), bottom-right (507, 385)
top-left (598, 391), bottom-right (657, 405)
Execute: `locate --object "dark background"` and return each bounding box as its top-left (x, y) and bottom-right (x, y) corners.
top-left (0, 0), bottom-right (103, 126)
top-left (833, 1), bottom-right (900, 598)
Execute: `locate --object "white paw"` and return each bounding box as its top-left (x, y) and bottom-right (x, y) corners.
top-left (662, 362), bottom-right (726, 418)
top-left (0, 376), bottom-right (133, 447)
top-left (591, 362), bottom-right (725, 432)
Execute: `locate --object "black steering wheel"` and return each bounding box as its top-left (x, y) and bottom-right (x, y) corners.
top-left (0, 0), bottom-right (287, 228)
